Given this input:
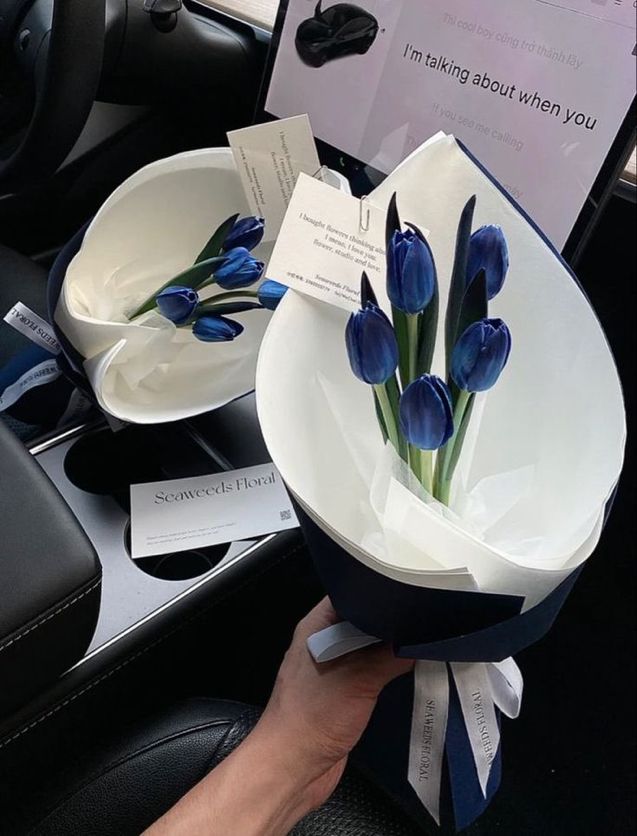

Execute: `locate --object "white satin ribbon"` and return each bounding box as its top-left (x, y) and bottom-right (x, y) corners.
top-left (307, 622), bottom-right (523, 827)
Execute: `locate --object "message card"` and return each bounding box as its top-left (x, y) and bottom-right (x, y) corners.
top-left (130, 463), bottom-right (298, 558)
top-left (266, 174), bottom-right (389, 312)
top-left (228, 115), bottom-right (321, 240)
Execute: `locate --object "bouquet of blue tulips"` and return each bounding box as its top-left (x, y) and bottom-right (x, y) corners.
top-left (51, 148), bottom-right (290, 424)
top-left (256, 133), bottom-right (626, 830)
top-left (129, 212), bottom-right (287, 339)
top-left (346, 193), bottom-right (512, 507)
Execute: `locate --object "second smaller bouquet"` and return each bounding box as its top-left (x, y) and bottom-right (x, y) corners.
top-left (346, 194), bottom-right (511, 506)
top-left (51, 148), bottom-right (291, 424)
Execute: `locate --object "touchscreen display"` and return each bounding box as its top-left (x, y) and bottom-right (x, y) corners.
top-left (265, 0), bottom-right (636, 249)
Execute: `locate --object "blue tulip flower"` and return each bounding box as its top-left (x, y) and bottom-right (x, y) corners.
top-left (215, 247), bottom-right (265, 290)
top-left (387, 229), bottom-right (436, 315)
top-left (399, 375), bottom-right (454, 450)
top-left (466, 225), bottom-right (509, 300)
top-left (156, 286), bottom-right (199, 325)
top-left (451, 318), bottom-right (512, 392)
top-left (346, 303), bottom-right (399, 385)
top-left (258, 280), bottom-right (288, 311)
top-left (192, 315), bottom-right (244, 343)
top-left (223, 216), bottom-right (266, 252)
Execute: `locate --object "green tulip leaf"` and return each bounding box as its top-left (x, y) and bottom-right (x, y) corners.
top-left (392, 306), bottom-right (410, 390)
top-left (445, 393), bottom-right (475, 485)
top-left (361, 271), bottom-right (379, 308)
top-left (405, 222), bottom-right (440, 378)
top-left (196, 301), bottom-right (263, 317)
top-left (445, 195), bottom-right (477, 371)
top-left (434, 391), bottom-right (475, 504)
top-left (382, 374), bottom-right (408, 463)
top-left (195, 213), bottom-right (240, 264)
top-left (417, 285), bottom-right (439, 376)
top-left (456, 268), bottom-right (488, 351)
top-left (385, 192), bottom-right (401, 253)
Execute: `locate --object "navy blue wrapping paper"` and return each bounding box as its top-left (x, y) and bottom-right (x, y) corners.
top-left (296, 502), bottom-right (588, 831)
top-left (47, 222), bottom-right (94, 400)
top-left (298, 504), bottom-right (582, 663)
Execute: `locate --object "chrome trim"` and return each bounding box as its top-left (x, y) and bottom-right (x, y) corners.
top-left (28, 419), bottom-right (106, 455)
top-left (184, 419), bottom-right (234, 470)
top-left (616, 177), bottom-right (637, 203)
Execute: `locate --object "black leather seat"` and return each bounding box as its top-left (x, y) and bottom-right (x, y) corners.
top-left (29, 698), bottom-right (423, 836)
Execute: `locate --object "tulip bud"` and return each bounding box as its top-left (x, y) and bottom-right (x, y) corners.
top-left (451, 318), bottom-right (512, 392)
top-left (466, 225), bottom-right (509, 300)
top-left (258, 280), bottom-right (288, 311)
top-left (156, 286), bottom-right (199, 325)
top-left (215, 248), bottom-right (265, 290)
top-left (399, 375), bottom-right (454, 451)
top-left (345, 303), bottom-right (399, 385)
top-left (387, 229), bottom-right (436, 315)
top-left (192, 315), bottom-right (244, 343)
top-left (223, 216), bottom-right (266, 252)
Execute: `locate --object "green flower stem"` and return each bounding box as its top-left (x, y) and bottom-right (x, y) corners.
top-left (201, 290), bottom-right (258, 303)
top-left (197, 274), bottom-right (220, 292)
top-left (373, 384), bottom-right (399, 451)
top-left (385, 375), bottom-right (409, 464)
top-left (392, 307), bottom-right (410, 390)
top-left (130, 257), bottom-right (227, 319)
top-left (406, 313), bottom-right (420, 384)
top-left (409, 445), bottom-right (433, 494)
top-left (434, 389), bottom-right (474, 505)
top-left (176, 292), bottom-right (262, 328)
top-left (421, 449), bottom-right (434, 494)
top-left (373, 391), bottom-right (389, 445)
top-left (374, 377), bottom-right (407, 463)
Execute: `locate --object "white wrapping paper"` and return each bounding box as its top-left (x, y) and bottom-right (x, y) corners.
top-left (54, 149), bottom-right (355, 424)
top-left (257, 134), bottom-right (626, 611)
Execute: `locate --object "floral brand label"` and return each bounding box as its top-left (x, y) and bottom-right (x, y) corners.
top-left (130, 463), bottom-right (298, 558)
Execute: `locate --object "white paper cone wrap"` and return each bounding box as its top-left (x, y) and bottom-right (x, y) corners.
top-left (257, 134), bottom-right (626, 611)
top-left (55, 149), bottom-right (351, 424)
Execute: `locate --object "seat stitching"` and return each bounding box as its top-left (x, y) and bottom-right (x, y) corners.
top-left (201, 707), bottom-right (261, 773)
top-left (0, 542), bottom-right (304, 751)
top-left (0, 579), bottom-right (102, 654)
top-left (28, 716), bottom-right (247, 833)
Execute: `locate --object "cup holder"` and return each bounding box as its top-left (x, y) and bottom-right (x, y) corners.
top-left (123, 521), bottom-right (229, 581)
top-left (63, 424), bottom-right (223, 513)
top-left (64, 424), bottom-right (232, 580)
top-left (64, 427), bottom-right (167, 510)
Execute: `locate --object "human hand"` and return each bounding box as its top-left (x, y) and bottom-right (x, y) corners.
top-left (146, 598), bottom-right (412, 836)
top-left (251, 598), bottom-right (414, 817)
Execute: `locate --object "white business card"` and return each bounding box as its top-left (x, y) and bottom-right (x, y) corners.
top-left (130, 463), bottom-right (298, 558)
top-left (228, 115), bottom-right (321, 240)
top-left (265, 173), bottom-right (389, 313)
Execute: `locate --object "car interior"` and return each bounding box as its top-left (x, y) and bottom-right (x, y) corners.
top-left (0, 1), bottom-right (635, 834)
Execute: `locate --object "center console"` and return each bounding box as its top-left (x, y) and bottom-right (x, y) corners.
top-left (0, 393), bottom-right (302, 743)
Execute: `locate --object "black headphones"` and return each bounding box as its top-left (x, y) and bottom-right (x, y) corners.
top-left (295, 2), bottom-right (379, 68)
